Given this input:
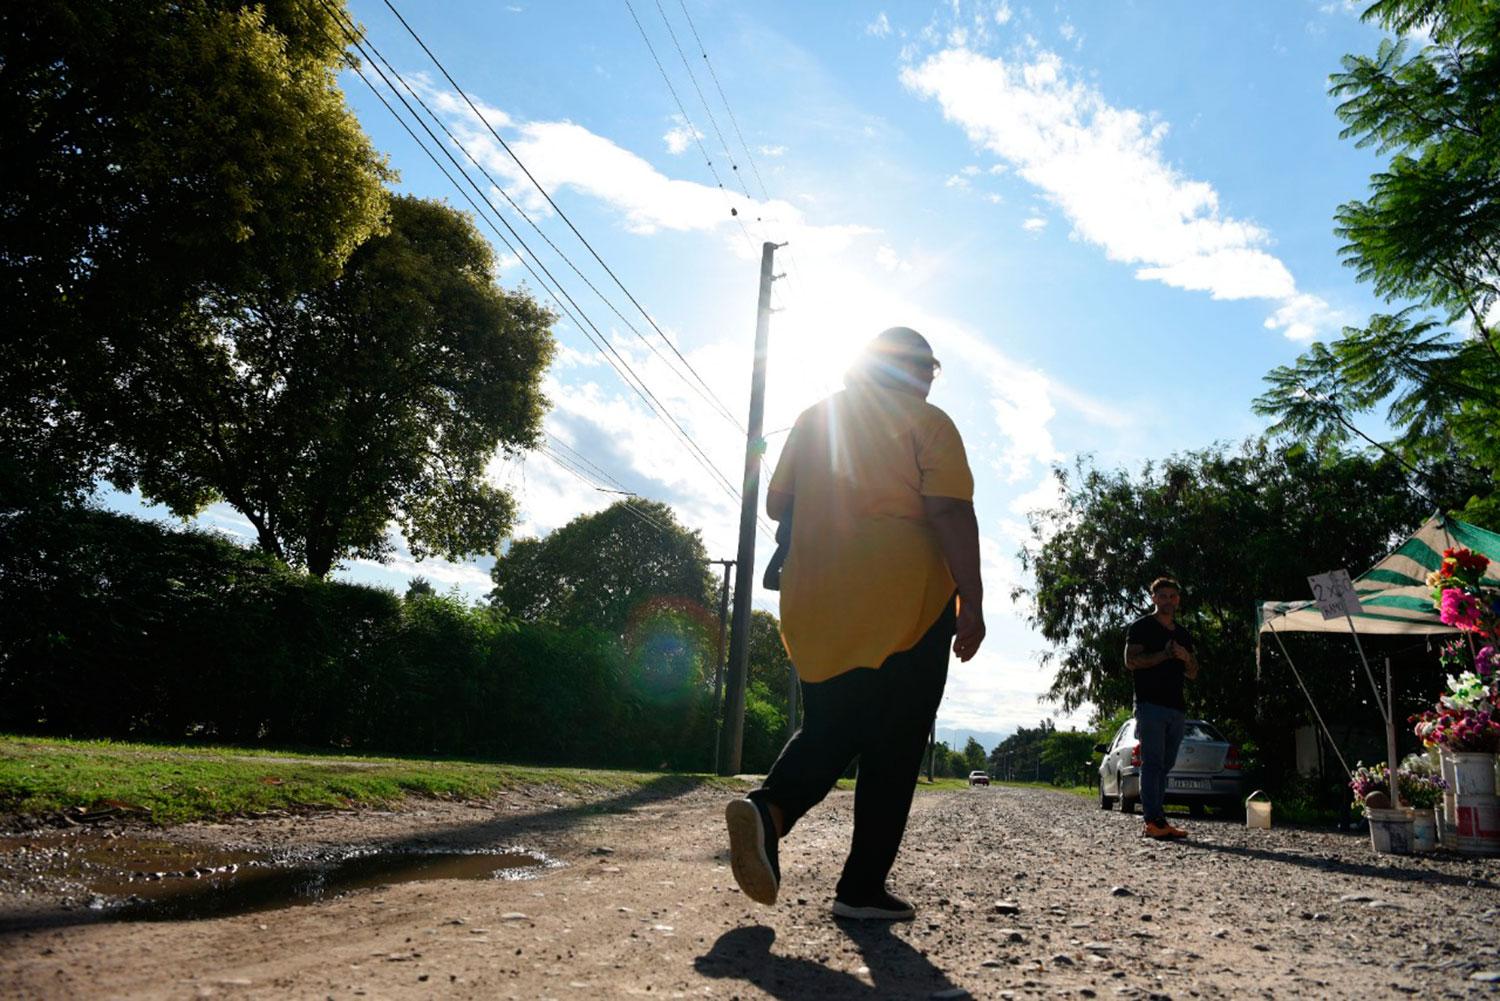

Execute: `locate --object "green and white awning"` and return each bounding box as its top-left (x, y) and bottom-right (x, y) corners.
top-left (1258, 514), bottom-right (1500, 636)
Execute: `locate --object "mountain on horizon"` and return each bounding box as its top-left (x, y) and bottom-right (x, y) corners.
top-left (934, 727), bottom-right (1012, 756)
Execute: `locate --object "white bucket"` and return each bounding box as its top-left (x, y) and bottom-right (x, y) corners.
top-left (1451, 752), bottom-right (1498, 798)
top-left (1366, 806), bottom-right (1414, 855)
top-left (1411, 807), bottom-right (1439, 853)
top-left (1245, 790), bottom-right (1271, 830)
top-left (1455, 794), bottom-right (1500, 857)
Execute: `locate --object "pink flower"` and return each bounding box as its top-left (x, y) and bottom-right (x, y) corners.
top-left (1441, 589), bottom-right (1484, 631)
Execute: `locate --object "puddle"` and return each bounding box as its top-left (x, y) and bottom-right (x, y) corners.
top-left (0, 832), bottom-right (554, 921)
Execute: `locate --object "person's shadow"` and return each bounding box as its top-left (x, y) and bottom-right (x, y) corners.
top-left (695, 922), bottom-right (964, 1000)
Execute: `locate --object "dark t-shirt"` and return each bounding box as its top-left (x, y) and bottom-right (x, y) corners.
top-left (1125, 613), bottom-right (1194, 712)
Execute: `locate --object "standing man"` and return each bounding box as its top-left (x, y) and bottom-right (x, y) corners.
top-left (723, 327), bottom-right (984, 921)
top-left (1124, 577), bottom-right (1199, 840)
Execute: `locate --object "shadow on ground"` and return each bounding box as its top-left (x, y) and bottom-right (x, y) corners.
top-left (694, 924), bottom-right (962, 1001)
top-left (1186, 837), bottom-right (1498, 891)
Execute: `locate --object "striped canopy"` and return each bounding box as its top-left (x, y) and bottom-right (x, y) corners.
top-left (1258, 514), bottom-right (1500, 636)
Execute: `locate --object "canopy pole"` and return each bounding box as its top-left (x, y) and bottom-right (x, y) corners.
top-left (1344, 611), bottom-right (1389, 724)
top-left (1266, 618), bottom-right (1352, 778)
top-left (1385, 655), bottom-right (1401, 809)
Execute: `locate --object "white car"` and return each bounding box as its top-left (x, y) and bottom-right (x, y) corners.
top-left (967, 770), bottom-right (990, 787)
top-left (1097, 717), bottom-right (1244, 816)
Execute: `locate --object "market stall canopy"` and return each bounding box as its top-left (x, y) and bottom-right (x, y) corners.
top-left (1258, 514), bottom-right (1500, 636)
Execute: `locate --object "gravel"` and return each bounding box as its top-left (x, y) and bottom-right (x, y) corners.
top-left (0, 782), bottom-right (1496, 998)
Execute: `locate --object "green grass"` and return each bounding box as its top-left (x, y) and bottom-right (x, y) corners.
top-left (0, 734), bottom-right (747, 825)
top-left (911, 777), bottom-right (1096, 796)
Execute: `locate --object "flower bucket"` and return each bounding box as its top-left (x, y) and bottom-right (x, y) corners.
top-left (1245, 790), bottom-right (1271, 830)
top-left (1411, 807), bottom-right (1439, 853)
top-left (1451, 752), bottom-right (1498, 797)
top-left (1455, 795), bottom-right (1500, 857)
top-left (1366, 806), bottom-right (1414, 855)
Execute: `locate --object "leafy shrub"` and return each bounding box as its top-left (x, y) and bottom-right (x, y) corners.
top-left (0, 506), bottom-right (720, 768)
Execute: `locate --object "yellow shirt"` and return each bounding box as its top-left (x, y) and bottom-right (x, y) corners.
top-left (768, 384), bottom-right (974, 682)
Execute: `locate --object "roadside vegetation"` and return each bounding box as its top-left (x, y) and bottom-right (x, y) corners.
top-left (0, 735), bottom-right (746, 825)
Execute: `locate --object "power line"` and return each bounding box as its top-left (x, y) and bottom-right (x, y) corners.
top-left (547, 435), bottom-right (633, 494)
top-left (536, 445), bottom-right (672, 532)
top-left (399, 99), bottom-right (740, 431)
top-left (317, 2), bottom-right (753, 521)
top-left (670, 0), bottom-right (809, 308)
top-left (380, 0), bottom-right (745, 431)
top-left (332, 4), bottom-right (743, 434)
top-left (652, 0), bottom-right (757, 212)
top-left (620, 0), bottom-right (759, 257)
top-left (676, 0), bottom-right (771, 208)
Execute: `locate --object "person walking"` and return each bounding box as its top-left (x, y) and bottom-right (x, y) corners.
top-left (724, 326), bottom-right (984, 921)
top-left (1124, 577), bottom-right (1199, 839)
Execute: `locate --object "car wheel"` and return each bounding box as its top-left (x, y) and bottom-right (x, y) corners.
top-left (1120, 795), bottom-right (1137, 815)
top-left (1099, 786), bottom-right (1114, 811)
top-left (1188, 802), bottom-right (1207, 818)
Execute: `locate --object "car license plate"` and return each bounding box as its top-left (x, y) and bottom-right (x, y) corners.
top-left (1169, 778), bottom-right (1208, 791)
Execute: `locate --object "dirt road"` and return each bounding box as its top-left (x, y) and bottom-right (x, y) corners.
top-left (2, 782), bottom-right (1497, 999)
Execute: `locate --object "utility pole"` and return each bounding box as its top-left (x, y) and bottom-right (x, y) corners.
top-left (709, 559), bottom-right (734, 773)
top-left (718, 241), bottom-right (783, 776)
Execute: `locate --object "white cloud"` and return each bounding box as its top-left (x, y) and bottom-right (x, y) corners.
top-left (1021, 215), bottom-right (1047, 233)
top-left (944, 173), bottom-right (971, 190)
top-left (405, 75), bottom-right (873, 255)
top-left (902, 47), bottom-right (1344, 338)
top-left (758, 144), bottom-right (787, 157)
top-left (994, 2), bottom-right (1013, 26)
top-left (876, 244), bottom-right (913, 273)
top-left (961, 164), bottom-right (982, 176)
top-left (867, 12), bottom-right (892, 37)
top-left (1059, 21), bottom-right (1076, 41)
top-left (1136, 248), bottom-right (1294, 300)
top-left (1263, 292), bottom-right (1347, 341)
top-left (662, 117), bottom-right (702, 155)
top-left (985, 192), bottom-right (1004, 204)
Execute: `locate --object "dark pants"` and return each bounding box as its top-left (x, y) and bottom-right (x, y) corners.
top-left (751, 599), bottom-right (954, 899)
top-left (1136, 699), bottom-right (1186, 823)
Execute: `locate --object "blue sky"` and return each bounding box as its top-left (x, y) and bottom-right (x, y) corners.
top-left (108, 0), bottom-right (1410, 737)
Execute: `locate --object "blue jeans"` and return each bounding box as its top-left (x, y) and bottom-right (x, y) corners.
top-left (1136, 701), bottom-right (1185, 823)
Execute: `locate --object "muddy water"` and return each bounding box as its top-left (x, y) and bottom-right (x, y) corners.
top-left (0, 831), bottom-right (552, 921)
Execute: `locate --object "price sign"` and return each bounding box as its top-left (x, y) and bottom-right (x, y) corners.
top-left (1308, 568), bottom-right (1363, 621)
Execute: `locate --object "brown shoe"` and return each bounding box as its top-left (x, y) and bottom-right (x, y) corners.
top-left (1161, 820), bottom-right (1188, 839)
top-left (1142, 819), bottom-right (1176, 839)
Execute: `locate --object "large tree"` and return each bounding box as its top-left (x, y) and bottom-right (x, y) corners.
top-left (1255, 0), bottom-right (1500, 524)
top-left (490, 500), bottom-right (714, 635)
top-left (119, 196), bottom-right (554, 576)
top-left (1015, 439), bottom-right (1464, 728)
top-left (0, 0), bottom-right (390, 504)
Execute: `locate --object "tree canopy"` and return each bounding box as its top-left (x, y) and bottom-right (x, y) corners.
top-left (1255, 0), bottom-right (1500, 524)
top-left (1, 0), bottom-right (391, 504)
top-left (116, 195), bottom-right (554, 577)
top-left (490, 500), bottom-right (715, 636)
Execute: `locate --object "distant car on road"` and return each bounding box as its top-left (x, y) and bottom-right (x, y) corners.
top-left (1097, 717), bottom-right (1244, 816)
top-left (968, 770), bottom-right (990, 787)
